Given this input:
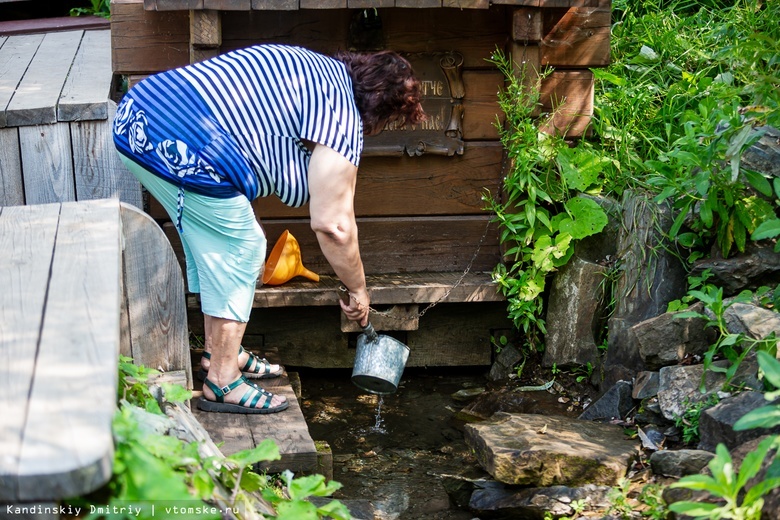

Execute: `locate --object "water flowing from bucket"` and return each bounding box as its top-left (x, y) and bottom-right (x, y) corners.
top-left (369, 396), bottom-right (386, 434)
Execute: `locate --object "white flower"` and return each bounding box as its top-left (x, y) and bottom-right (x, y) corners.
top-left (114, 98), bottom-right (135, 135)
top-left (128, 111), bottom-right (153, 154)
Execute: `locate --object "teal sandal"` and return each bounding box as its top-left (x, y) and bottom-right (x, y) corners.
top-left (197, 375), bottom-right (289, 414)
top-left (198, 346), bottom-right (284, 381)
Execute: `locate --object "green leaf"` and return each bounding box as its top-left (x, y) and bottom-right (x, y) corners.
top-left (316, 500), bottom-right (353, 520)
top-left (733, 406), bottom-right (780, 431)
top-left (226, 439), bottom-right (280, 469)
top-left (743, 169), bottom-right (773, 197)
top-left (160, 382), bottom-right (192, 404)
top-left (275, 500), bottom-right (320, 520)
top-left (736, 436), bottom-right (776, 490)
top-left (667, 501), bottom-right (719, 517)
top-left (752, 218), bottom-right (780, 241)
top-left (669, 474), bottom-right (726, 496)
top-left (559, 197), bottom-right (608, 239)
top-left (758, 350), bottom-right (780, 388)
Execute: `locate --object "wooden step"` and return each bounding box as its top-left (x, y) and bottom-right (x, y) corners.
top-left (192, 371), bottom-right (320, 474)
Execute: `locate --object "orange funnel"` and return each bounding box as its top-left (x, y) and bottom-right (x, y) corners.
top-left (262, 230), bottom-right (320, 285)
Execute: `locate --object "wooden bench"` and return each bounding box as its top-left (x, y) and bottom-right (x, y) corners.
top-left (0, 200), bottom-right (122, 512)
top-left (0, 28), bottom-right (141, 209)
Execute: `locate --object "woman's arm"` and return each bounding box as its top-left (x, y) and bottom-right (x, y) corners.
top-left (308, 143), bottom-right (370, 326)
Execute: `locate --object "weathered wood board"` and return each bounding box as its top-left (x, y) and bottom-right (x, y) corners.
top-left (58, 29), bottom-right (115, 122)
top-left (0, 127), bottom-right (22, 205)
top-left (19, 123), bottom-right (76, 204)
top-left (0, 200), bottom-right (121, 502)
top-left (0, 33), bottom-right (43, 129)
top-left (192, 372), bottom-right (319, 473)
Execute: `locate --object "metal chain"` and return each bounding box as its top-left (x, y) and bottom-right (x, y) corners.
top-left (340, 151), bottom-right (509, 323)
top-left (338, 215), bottom-right (492, 322)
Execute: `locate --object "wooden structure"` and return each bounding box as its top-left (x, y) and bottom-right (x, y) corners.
top-left (0, 200), bottom-right (121, 511)
top-left (109, 0), bottom-right (611, 367)
top-left (0, 29), bottom-right (141, 208)
top-left (0, 198), bottom-right (322, 509)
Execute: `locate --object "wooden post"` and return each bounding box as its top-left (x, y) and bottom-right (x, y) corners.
top-left (190, 9), bottom-right (221, 64)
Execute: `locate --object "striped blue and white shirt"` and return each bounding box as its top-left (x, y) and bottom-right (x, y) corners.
top-left (113, 44), bottom-right (364, 208)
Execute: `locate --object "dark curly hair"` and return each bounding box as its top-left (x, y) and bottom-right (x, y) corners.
top-left (335, 50), bottom-right (426, 136)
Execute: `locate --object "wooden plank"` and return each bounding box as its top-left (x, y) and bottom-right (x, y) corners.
top-left (5, 31), bottom-right (83, 127)
top-left (252, 142), bottom-right (505, 219)
top-left (15, 199), bottom-right (121, 501)
top-left (538, 69), bottom-right (594, 137)
top-left (251, 0), bottom-right (298, 9)
top-left (72, 103), bottom-right (144, 207)
top-left (190, 9), bottom-right (221, 64)
top-left (19, 123), bottom-right (75, 204)
top-left (396, 0), bottom-right (441, 6)
top-left (121, 202), bottom-right (193, 388)
top-left (442, 0), bottom-right (489, 7)
top-left (149, 0), bottom-right (204, 9)
top-left (203, 0), bottom-right (251, 10)
top-left (0, 33), bottom-right (43, 128)
top-left (349, 0), bottom-right (394, 7)
top-left (299, 0), bottom-right (346, 7)
top-left (462, 70), bottom-right (503, 140)
top-left (512, 6), bottom-right (543, 41)
top-left (0, 15), bottom-right (109, 36)
top-left (192, 374), bottom-right (319, 473)
top-left (252, 272), bottom-right (503, 308)
top-left (0, 203), bottom-right (60, 502)
top-left (541, 7), bottom-right (611, 67)
top-left (111, 0), bottom-right (190, 75)
top-left (258, 215), bottom-right (501, 275)
top-left (0, 127), bottom-right (23, 205)
top-left (57, 30), bottom-right (113, 122)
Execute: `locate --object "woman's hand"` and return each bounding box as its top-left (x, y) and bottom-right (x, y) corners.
top-left (339, 287), bottom-right (370, 327)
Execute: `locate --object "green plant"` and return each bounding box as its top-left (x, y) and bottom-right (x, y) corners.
top-left (70, 356), bottom-right (350, 520)
top-left (734, 350), bottom-right (780, 430)
top-left (668, 437), bottom-right (780, 520)
top-left (606, 477), bottom-right (634, 519)
top-left (673, 395), bottom-right (719, 445)
top-left (70, 0), bottom-right (111, 18)
top-left (675, 283), bottom-right (777, 390)
top-left (486, 49), bottom-right (608, 345)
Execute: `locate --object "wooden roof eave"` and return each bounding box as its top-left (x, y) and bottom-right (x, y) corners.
top-left (143, 0), bottom-right (605, 11)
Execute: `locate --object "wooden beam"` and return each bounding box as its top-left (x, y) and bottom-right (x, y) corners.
top-left (512, 6), bottom-right (543, 41)
top-left (189, 9), bottom-right (221, 63)
top-left (251, 0), bottom-right (298, 9)
top-left (111, 0), bottom-right (190, 75)
top-left (538, 69), bottom-right (594, 137)
top-left (541, 7), bottom-right (611, 67)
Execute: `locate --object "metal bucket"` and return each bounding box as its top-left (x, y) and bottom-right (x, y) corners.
top-left (351, 322), bottom-right (410, 395)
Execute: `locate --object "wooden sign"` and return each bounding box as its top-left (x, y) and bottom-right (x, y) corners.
top-left (363, 51), bottom-right (466, 157)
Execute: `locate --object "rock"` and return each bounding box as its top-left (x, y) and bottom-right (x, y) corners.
top-left (488, 342), bottom-right (523, 381)
top-left (578, 380), bottom-right (634, 422)
top-left (455, 386), bottom-right (570, 423)
top-left (697, 390), bottom-right (780, 452)
top-left (742, 125), bottom-right (780, 178)
top-left (632, 303), bottom-right (716, 370)
top-left (543, 257), bottom-right (608, 368)
top-left (604, 192), bottom-right (687, 387)
top-left (463, 412), bottom-right (638, 486)
top-left (649, 449), bottom-right (715, 477)
top-left (722, 302), bottom-right (780, 341)
top-left (469, 481), bottom-right (612, 519)
top-left (691, 242), bottom-right (780, 296)
top-left (451, 387), bottom-right (486, 403)
top-left (657, 358), bottom-right (760, 421)
top-left (573, 195), bottom-right (622, 264)
top-left (632, 371), bottom-right (660, 400)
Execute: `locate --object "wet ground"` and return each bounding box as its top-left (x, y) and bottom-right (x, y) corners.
top-left (298, 366), bottom-right (586, 520)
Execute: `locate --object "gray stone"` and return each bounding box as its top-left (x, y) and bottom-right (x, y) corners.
top-left (649, 449), bottom-right (715, 477)
top-left (573, 195), bottom-right (622, 264)
top-left (730, 435), bottom-right (780, 520)
top-left (698, 390), bottom-right (780, 452)
top-left (451, 387), bottom-right (486, 402)
top-left (657, 358), bottom-right (761, 421)
top-left (543, 257), bottom-right (608, 368)
top-left (578, 380), bottom-right (634, 422)
top-left (722, 302), bottom-right (780, 341)
top-left (632, 303), bottom-right (716, 370)
top-left (632, 371), bottom-right (660, 400)
top-left (488, 343), bottom-right (523, 382)
top-left (691, 242), bottom-right (780, 296)
top-left (463, 412), bottom-right (638, 486)
top-left (469, 481), bottom-right (612, 519)
top-left (604, 192), bottom-right (687, 387)
top-left (742, 125), bottom-right (780, 178)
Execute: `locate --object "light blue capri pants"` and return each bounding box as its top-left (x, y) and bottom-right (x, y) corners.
top-left (120, 155), bottom-right (265, 323)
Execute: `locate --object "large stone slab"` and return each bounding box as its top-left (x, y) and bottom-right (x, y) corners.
top-left (463, 413), bottom-right (638, 486)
